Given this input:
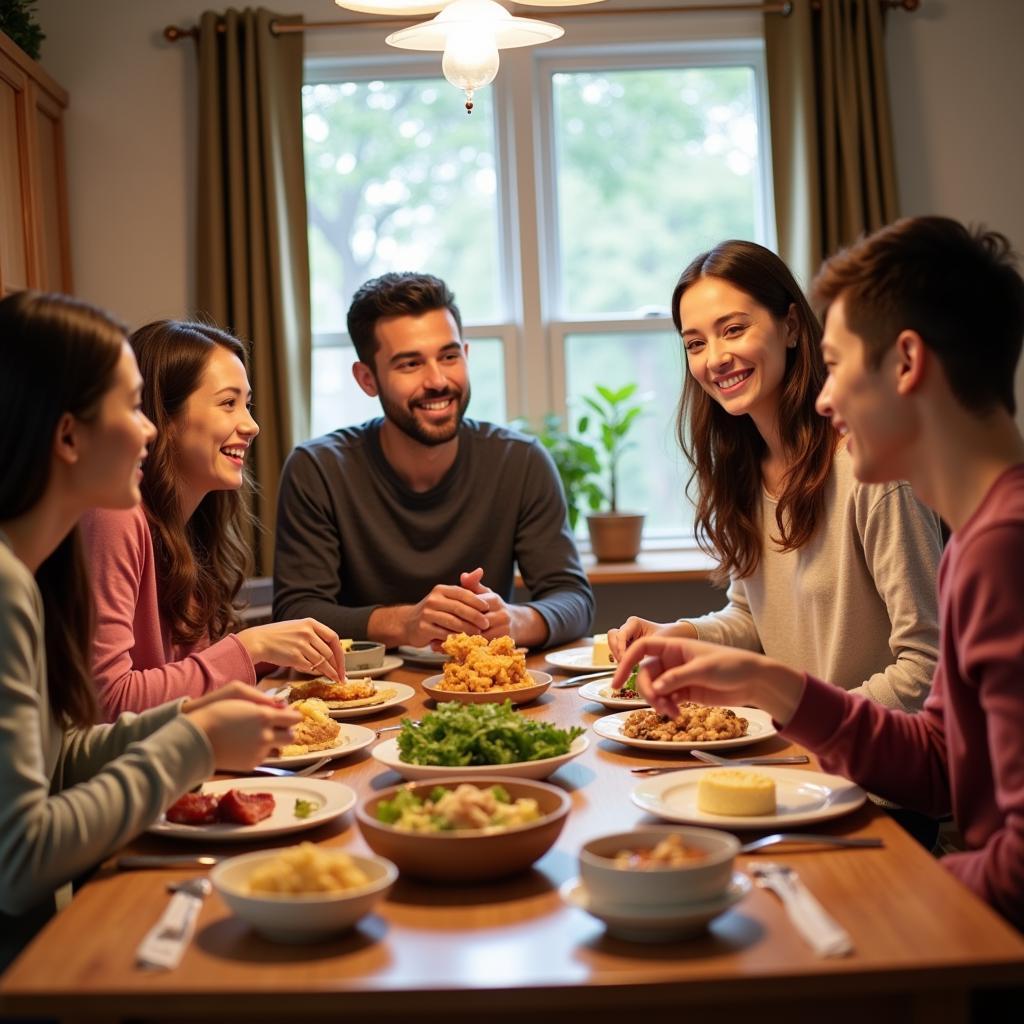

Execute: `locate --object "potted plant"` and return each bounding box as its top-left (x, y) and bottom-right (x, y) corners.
top-left (518, 383), bottom-right (647, 561)
top-left (577, 383), bottom-right (647, 562)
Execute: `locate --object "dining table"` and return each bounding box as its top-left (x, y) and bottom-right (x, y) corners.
top-left (2, 642), bottom-right (1022, 1024)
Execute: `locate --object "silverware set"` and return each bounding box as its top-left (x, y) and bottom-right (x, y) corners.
top-left (631, 751), bottom-right (810, 774)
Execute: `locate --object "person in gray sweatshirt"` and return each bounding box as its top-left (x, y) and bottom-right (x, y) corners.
top-left (273, 272), bottom-right (593, 650)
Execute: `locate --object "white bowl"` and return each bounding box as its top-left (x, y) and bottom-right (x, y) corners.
top-left (579, 826), bottom-right (738, 909)
top-left (344, 641), bottom-right (386, 672)
top-left (211, 848), bottom-right (397, 943)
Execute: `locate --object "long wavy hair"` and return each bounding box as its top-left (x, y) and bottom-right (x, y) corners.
top-left (0, 291), bottom-right (128, 728)
top-left (130, 321), bottom-right (255, 647)
top-left (672, 241), bottom-right (836, 584)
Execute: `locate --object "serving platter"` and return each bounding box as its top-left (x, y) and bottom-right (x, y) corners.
top-left (421, 669), bottom-right (553, 706)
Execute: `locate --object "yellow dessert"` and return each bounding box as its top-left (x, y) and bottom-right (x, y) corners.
top-left (697, 769), bottom-right (776, 816)
top-left (592, 634), bottom-right (613, 666)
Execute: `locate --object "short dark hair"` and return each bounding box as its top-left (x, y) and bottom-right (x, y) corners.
top-left (813, 216), bottom-right (1024, 415)
top-left (346, 272), bottom-right (462, 366)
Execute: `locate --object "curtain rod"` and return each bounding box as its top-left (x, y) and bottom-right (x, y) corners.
top-left (163, 0), bottom-right (919, 43)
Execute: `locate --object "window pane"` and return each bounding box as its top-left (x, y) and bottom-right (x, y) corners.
top-left (303, 79), bottom-right (502, 332)
top-left (565, 332), bottom-right (692, 536)
top-left (310, 339), bottom-right (505, 439)
top-left (551, 66), bottom-right (763, 318)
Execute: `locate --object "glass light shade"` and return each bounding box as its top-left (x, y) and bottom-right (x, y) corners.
top-left (386, 0), bottom-right (564, 52)
top-left (334, 0), bottom-right (454, 14)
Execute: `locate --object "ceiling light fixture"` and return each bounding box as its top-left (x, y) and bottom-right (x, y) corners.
top-left (335, 0), bottom-right (605, 113)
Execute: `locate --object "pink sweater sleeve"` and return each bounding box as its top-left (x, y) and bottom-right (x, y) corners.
top-left (80, 507), bottom-right (256, 720)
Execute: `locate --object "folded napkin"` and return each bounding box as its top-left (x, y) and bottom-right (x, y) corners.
top-left (752, 862), bottom-right (853, 957)
top-left (136, 888), bottom-right (205, 970)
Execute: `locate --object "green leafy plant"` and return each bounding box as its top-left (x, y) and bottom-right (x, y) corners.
top-left (516, 383), bottom-right (647, 529)
top-left (577, 383), bottom-right (646, 514)
top-left (0, 0), bottom-right (45, 61)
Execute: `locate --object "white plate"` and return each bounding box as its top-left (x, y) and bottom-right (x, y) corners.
top-left (578, 679), bottom-right (648, 710)
top-left (261, 723), bottom-right (378, 767)
top-left (561, 872), bottom-right (751, 942)
top-left (593, 707), bottom-right (777, 752)
top-left (347, 654), bottom-right (405, 679)
top-left (371, 734), bottom-right (589, 781)
top-left (545, 646), bottom-right (613, 674)
top-left (631, 766), bottom-right (867, 829)
top-left (150, 777), bottom-right (356, 842)
top-left (396, 645), bottom-right (449, 666)
top-left (421, 669), bottom-right (553, 706)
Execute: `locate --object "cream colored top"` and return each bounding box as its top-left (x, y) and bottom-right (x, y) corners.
top-left (688, 447), bottom-right (942, 710)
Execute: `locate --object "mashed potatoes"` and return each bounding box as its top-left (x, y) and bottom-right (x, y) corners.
top-left (247, 842), bottom-right (369, 895)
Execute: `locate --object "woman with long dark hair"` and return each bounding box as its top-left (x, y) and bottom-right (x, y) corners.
top-left (0, 292), bottom-right (298, 967)
top-left (81, 320), bottom-right (345, 719)
top-left (609, 240), bottom-right (942, 711)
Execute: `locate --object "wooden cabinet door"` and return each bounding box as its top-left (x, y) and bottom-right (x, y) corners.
top-left (0, 49), bottom-right (33, 296)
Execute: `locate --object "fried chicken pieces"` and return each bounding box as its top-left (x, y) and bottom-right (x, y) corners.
top-left (437, 633), bottom-right (531, 692)
top-left (274, 698), bottom-right (342, 757)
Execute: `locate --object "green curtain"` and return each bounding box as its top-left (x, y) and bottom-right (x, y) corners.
top-left (196, 7), bottom-right (310, 574)
top-left (765, 0), bottom-right (899, 289)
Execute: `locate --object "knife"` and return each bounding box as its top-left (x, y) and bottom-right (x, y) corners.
top-left (117, 854), bottom-right (221, 870)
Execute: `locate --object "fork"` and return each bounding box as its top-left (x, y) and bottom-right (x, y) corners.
top-left (739, 833), bottom-right (883, 854)
top-left (631, 752), bottom-right (809, 774)
top-left (251, 755), bottom-right (333, 777)
top-left (551, 670), bottom-right (617, 689)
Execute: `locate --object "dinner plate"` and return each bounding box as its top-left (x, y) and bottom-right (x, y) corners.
top-left (545, 646), bottom-right (613, 674)
top-left (631, 766), bottom-right (867, 829)
top-left (347, 654), bottom-right (404, 678)
top-left (577, 679), bottom-right (648, 710)
top-left (150, 777), bottom-right (357, 841)
top-left (421, 669), bottom-right (553, 706)
top-left (561, 872), bottom-right (751, 942)
top-left (592, 707), bottom-right (776, 752)
top-left (261, 723), bottom-right (378, 767)
top-left (371, 734), bottom-right (589, 781)
top-left (396, 645), bottom-right (450, 666)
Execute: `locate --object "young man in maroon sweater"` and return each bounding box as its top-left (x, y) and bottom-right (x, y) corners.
top-left (613, 216), bottom-right (1024, 930)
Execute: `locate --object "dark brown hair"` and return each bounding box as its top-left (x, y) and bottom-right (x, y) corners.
top-left (672, 240), bottom-right (836, 583)
top-left (0, 291), bottom-right (127, 728)
top-left (347, 272), bottom-right (461, 367)
top-left (813, 216), bottom-right (1024, 415)
top-left (130, 320), bottom-right (255, 646)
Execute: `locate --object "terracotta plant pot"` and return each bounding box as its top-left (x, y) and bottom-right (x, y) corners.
top-left (586, 512), bottom-right (645, 562)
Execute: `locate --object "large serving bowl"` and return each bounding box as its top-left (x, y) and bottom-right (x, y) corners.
top-left (421, 669), bottom-right (553, 706)
top-left (579, 825), bottom-right (738, 909)
top-left (211, 847), bottom-right (397, 943)
top-left (356, 776), bottom-right (571, 881)
top-left (344, 640), bottom-right (386, 672)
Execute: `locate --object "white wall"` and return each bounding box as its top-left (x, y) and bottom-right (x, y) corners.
top-left (31, 0), bottom-right (1024, 425)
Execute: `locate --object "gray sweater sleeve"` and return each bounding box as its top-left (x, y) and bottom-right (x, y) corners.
top-left (512, 441), bottom-right (594, 647)
top-left (688, 575), bottom-right (763, 652)
top-left (0, 551), bottom-right (213, 919)
top-left (273, 446), bottom-right (369, 638)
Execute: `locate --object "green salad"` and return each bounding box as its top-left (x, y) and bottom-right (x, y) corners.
top-left (396, 700), bottom-right (584, 766)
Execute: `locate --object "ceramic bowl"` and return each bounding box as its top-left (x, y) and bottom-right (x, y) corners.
top-left (420, 669), bottom-right (553, 706)
top-left (344, 641), bottom-right (386, 672)
top-left (210, 847), bottom-right (397, 943)
top-left (356, 776), bottom-right (571, 882)
top-left (579, 825), bottom-right (738, 909)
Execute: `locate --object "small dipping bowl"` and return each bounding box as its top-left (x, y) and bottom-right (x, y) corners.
top-left (579, 826), bottom-right (738, 909)
top-left (344, 641), bottom-right (386, 672)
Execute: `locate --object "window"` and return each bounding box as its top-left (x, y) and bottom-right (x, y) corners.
top-left (303, 13), bottom-right (774, 542)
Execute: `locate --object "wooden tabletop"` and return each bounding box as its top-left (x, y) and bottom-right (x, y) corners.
top-left (2, 645), bottom-right (1023, 1024)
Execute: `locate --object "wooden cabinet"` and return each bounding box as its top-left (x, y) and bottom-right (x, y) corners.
top-left (0, 30), bottom-right (71, 297)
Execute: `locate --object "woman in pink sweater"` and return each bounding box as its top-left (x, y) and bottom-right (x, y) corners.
top-left (81, 321), bottom-right (345, 719)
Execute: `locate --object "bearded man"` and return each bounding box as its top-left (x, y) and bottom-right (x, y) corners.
top-left (273, 272), bottom-right (593, 649)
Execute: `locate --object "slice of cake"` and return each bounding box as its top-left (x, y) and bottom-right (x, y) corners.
top-left (697, 768), bottom-right (776, 816)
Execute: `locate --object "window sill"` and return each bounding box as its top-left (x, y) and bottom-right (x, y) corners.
top-left (517, 547), bottom-right (717, 588)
